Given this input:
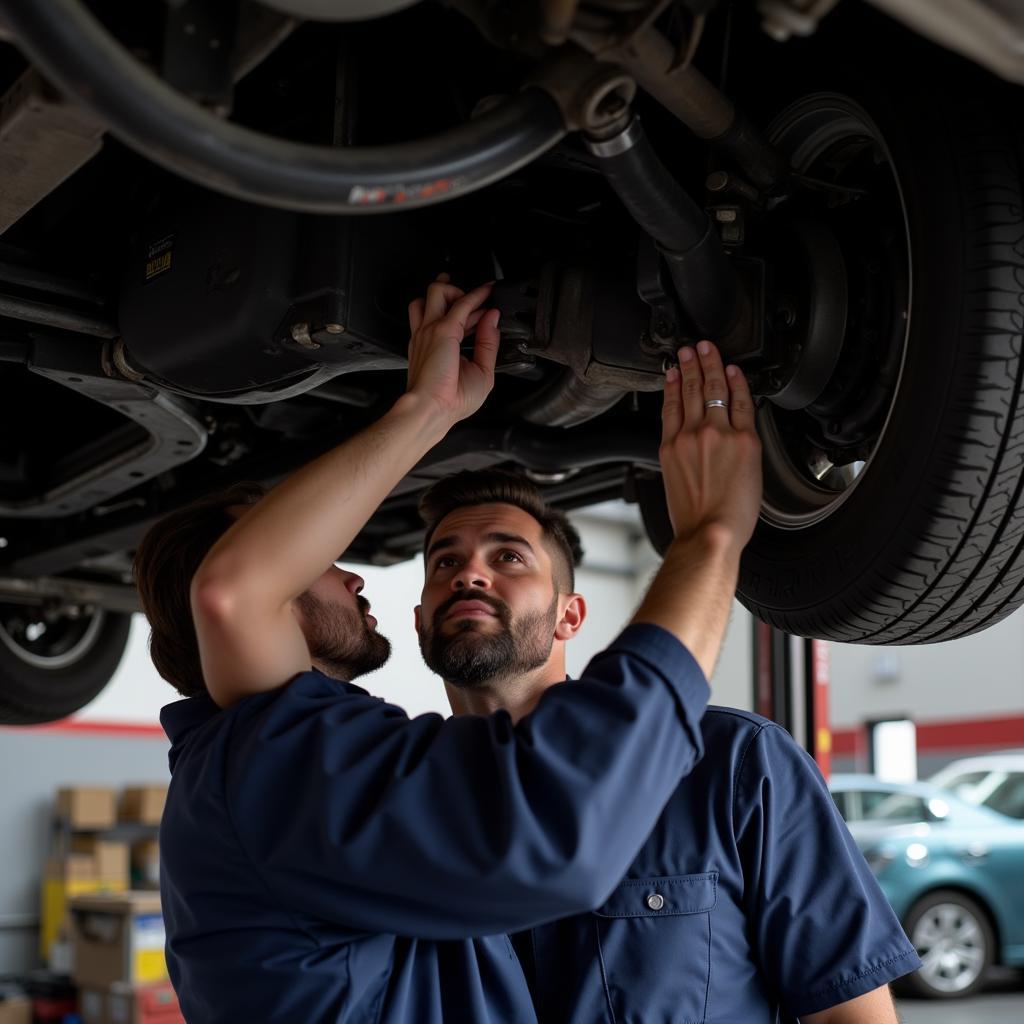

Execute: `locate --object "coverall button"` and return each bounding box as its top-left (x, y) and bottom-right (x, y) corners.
top-left (646, 892), bottom-right (665, 911)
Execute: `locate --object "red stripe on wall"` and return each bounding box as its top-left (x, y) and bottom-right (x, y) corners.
top-left (832, 713), bottom-right (1024, 757)
top-left (2, 719), bottom-right (165, 737)
top-left (832, 727), bottom-right (863, 757)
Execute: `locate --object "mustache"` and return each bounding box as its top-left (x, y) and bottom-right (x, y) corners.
top-left (356, 595), bottom-right (371, 615)
top-left (432, 591), bottom-right (507, 626)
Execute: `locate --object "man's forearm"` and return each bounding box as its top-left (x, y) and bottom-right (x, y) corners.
top-left (195, 393), bottom-right (452, 609)
top-left (801, 986), bottom-right (900, 1024)
top-left (631, 525), bottom-right (740, 680)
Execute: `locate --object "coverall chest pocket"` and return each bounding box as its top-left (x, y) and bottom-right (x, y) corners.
top-left (592, 872), bottom-right (717, 1024)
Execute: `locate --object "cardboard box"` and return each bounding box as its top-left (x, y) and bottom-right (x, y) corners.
top-left (56, 787), bottom-right (117, 829)
top-left (119, 787), bottom-right (167, 826)
top-left (40, 855), bottom-right (127, 961)
top-left (108, 982), bottom-right (182, 1024)
top-left (72, 838), bottom-right (131, 887)
top-left (70, 892), bottom-right (167, 989)
top-left (78, 988), bottom-right (107, 1024)
top-left (0, 996), bottom-right (31, 1024)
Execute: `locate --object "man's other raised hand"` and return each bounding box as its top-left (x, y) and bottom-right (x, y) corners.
top-left (406, 273), bottom-right (500, 424)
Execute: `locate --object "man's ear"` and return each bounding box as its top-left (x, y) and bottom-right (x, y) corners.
top-left (555, 593), bottom-right (586, 641)
top-left (414, 605), bottom-right (422, 632)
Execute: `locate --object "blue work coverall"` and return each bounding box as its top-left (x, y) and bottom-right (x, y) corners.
top-left (158, 624), bottom-right (708, 1022)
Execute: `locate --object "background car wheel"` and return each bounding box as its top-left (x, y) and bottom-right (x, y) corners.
top-left (901, 889), bottom-right (995, 998)
top-left (639, 56), bottom-right (1024, 644)
top-left (0, 602), bottom-right (132, 724)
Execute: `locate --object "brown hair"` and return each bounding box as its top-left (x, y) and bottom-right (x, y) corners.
top-left (133, 483), bottom-right (265, 697)
top-left (419, 469), bottom-right (583, 592)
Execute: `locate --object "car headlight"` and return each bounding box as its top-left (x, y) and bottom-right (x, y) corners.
top-left (905, 842), bottom-right (929, 867)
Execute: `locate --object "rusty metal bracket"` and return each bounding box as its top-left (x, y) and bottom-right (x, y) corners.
top-left (526, 45), bottom-right (637, 135)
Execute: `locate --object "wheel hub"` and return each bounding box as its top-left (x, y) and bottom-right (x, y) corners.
top-left (756, 92), bottom-right (911, 530)
top-left (0, 602), bottom-right (106, 671)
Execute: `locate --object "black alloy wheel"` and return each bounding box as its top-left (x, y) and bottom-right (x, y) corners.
top-left (0, 601), bottom-right (132, 723)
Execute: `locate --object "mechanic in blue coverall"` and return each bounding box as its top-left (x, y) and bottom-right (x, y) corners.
top-left (416, 457), bottom-right (923, 1024)
top-left (134, 275), bottom-right (763, 1023)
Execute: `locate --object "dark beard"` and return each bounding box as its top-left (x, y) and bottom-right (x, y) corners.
top-left (297, 591), bottom-right (391, 681)
top-left (419, 591), bottom-right (558, 689)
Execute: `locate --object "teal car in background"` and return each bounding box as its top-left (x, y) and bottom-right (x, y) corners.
top-left (829, 774), bottom-right (1024, 999)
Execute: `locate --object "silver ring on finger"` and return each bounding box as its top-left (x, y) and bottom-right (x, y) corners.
top-left (704, 399), bottom-right (728, 410)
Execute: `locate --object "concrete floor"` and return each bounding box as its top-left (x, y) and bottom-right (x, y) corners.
top-left (897, 968), bottom-right (1024, 1023)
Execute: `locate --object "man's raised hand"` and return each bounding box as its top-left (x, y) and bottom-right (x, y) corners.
top-left (406, 273), bottom-right (500, 424)
top-left (659, 341), bottom-right (762, 550)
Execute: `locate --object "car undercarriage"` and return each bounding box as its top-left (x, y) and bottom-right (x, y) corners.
top-left (2, 0), bottom-right (1024, 721)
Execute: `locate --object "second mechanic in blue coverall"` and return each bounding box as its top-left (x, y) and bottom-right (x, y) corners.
top-left (415, 461), bottom-right (922, 1024)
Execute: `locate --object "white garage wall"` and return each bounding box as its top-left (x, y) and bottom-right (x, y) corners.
top-left (828, 610), bottom-right (1024, 725)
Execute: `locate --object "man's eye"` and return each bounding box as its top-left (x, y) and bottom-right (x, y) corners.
top-left (435, 556), bottom-right (458, 569)
top-left (497, 551), bottom-right (523, 563)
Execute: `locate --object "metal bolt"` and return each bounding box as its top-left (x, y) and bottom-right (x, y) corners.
top-left (773, 306), bottom-right (797, 329)
top-left (706, 171), bottom-right (730, 193)
top-left (291, 323), bottom-right (320, 350)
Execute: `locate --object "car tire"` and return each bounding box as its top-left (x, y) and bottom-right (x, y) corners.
top-left (900, 889), bottom-right (995, 999)
top-left (638, 60), bottom-right (1024, 644)
top-left (0, 603), bottom-right (132, 724)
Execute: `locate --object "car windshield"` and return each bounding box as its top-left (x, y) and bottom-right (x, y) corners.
top-left (983, 774), bottom-right (1024, 819)
top-left (936, 770), bottom-right (1001, 805)
top-left (862, 793), bottom-right (934, 822)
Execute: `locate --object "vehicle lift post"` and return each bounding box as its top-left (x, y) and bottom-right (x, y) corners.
top-left (751, 623), bottom-right (831, 1024)
top-left (752, 622), bottom-right (832, 780)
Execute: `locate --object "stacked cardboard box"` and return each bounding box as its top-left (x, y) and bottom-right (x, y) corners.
top-left (0, 992), bottom-right (31, 1024)
top-left (41, 788), bottom-right (129, 961)
top-left (79, 981), bottom-right (182, 1024)
top-left (69, 892), bottom-right (166, 988)
top-left (56, 788), bottom-right (118, 829)
top-left (119, 787), bottom-right (166, 826)
top-left (71, 892), bottom-right (180, 1024)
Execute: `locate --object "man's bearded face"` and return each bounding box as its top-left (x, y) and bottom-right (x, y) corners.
top-left (418, 589), bottom-right (558, 688)
top-left (297, 590), bottom-right (391, 681)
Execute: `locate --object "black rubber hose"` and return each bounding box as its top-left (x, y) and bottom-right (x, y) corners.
top-left (588, 118), bottom-right (741, 338)
top-left (0, 0), bottom-right (568, 214)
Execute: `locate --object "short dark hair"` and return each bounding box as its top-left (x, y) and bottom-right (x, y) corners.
top-left (418, 469), bottom-right (583, 592)
top-left (133, 483), bottom-right (265, 697)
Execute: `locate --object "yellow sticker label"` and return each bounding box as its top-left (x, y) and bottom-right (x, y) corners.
top-left (144, 234), bottom-right (174, 281)
top-left (145, 252), bottom-right (172, 280)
